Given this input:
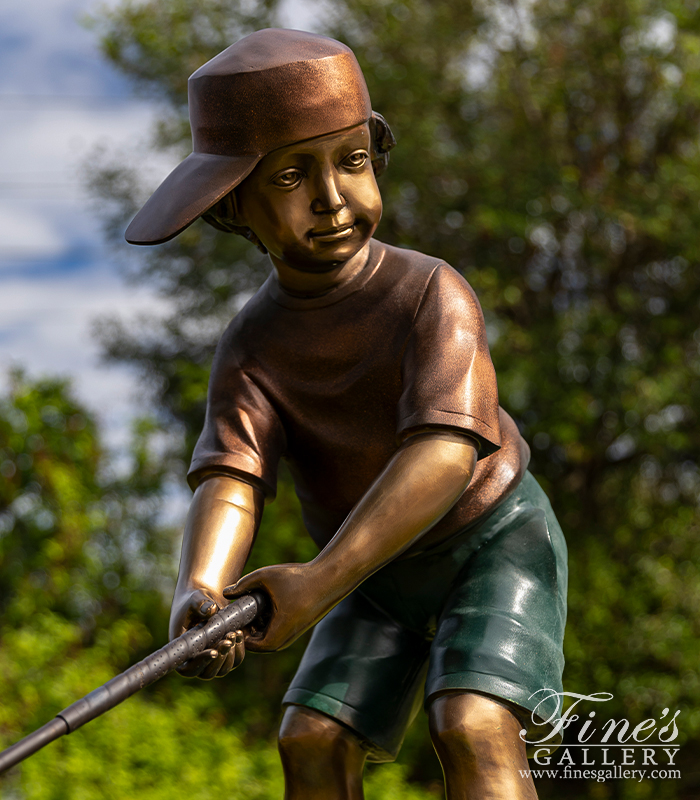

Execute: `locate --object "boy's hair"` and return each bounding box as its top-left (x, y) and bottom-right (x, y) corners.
top-left (202, 113), bottom-right (395, 252)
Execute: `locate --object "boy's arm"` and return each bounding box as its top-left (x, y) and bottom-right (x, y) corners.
top-left (169, 474), bottom-right (264, 678)
top-left (228, 430), bottom-right (478, 653)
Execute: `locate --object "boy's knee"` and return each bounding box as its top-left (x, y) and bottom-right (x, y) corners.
top-left (428, 692), bottom-right (525, 756)
top-left (278, 706), bottom-right (365, 766)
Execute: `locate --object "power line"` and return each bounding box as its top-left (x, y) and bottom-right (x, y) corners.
top-left (0, 181), bottom-right (78, 187)
top-left (0, 92), bottom-right (156, 103)
top-left (0, 179), bottom-right (83, 199)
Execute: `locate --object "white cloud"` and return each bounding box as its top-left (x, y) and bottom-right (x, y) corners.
top-left (0, 0), bottom-right (128, 96)
top-left (0, 265), bottom-right (171, 451)
top-left (0, 96), bottom-right (159, 173)
top-left (0, 95), bottom-right (173, 267)
top-left (278, 0), bottom-right (330, 31)
top-left (0, 202), bottom-right (66, 261)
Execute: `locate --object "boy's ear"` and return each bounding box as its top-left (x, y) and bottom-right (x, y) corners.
top-left (201, 191), bottom-right (268, 254)
top-left (369, 112), bottom-right (396, 177)
top-left (203, 190), bottom-right (243, 229)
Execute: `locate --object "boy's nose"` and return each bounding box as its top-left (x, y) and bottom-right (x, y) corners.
top-left (311, 167), bottom-right (345, 214)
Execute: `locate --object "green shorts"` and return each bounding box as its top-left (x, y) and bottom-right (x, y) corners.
top-left (282, 471), bottom-right (568, 762)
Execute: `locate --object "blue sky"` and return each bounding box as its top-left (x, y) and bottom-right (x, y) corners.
top-left (0, 0), bottom-right (171, 452)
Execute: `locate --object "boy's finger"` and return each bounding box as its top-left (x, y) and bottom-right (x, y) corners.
top-left (216, 633), bottom-right (238, 675)
top-left (219, 631), bottom-right (245, 674)
top-left (198, 650), bottom-right (226, 680)
top-left (220, 646), bottom-right (236, 675)
top-left (216, 634), bottom-right (235, 655)
top-left (232, 631), bottom-right (246, 668)
top-left (177, 650), bottom-right (218, 678)
top-left (196, 598), bottom-right (218, 618)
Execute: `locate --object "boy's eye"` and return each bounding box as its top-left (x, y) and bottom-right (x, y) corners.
top-left (272, 169), bottom-right (303, 188)
top-left (343, 150), bottom-right (369, 169)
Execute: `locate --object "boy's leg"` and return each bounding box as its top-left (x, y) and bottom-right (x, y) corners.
top-left (278, 705), bottom-right (368, 800)
top-left (428, 691), bottom-right (537, 800)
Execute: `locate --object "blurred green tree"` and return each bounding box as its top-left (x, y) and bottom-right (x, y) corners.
top-left (0, 370), bottom-right (172, 630)
top-left (76, 0), bottom-right (700, 796)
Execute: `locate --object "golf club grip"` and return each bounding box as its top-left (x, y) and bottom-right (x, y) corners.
top-left (0, 592), bottom-right (263, 774)
top-left (59, 593), bottom-right (260, 731)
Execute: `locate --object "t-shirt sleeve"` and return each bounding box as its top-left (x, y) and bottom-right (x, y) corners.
top-left (397, 263), bottom-right (501, 457)
top-left (187, 338), bottom-right (286, 497)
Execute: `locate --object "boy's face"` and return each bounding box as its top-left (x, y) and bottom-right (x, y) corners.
top-left (236, 123), bottom-right (382, 275)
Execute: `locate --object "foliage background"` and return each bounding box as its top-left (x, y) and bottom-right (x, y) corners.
top-left (2, 0), bottom-right (700, 797)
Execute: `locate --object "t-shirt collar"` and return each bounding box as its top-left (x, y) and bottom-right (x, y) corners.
top-left (266, 239), bottom-right (386, 310)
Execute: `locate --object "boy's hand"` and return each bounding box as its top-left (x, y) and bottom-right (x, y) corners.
top-left (169, 588), bottom-right (246, 679)
top-left (224, 563), bottom-right (325, 653)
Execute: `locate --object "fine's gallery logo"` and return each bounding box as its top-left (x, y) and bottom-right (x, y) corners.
top-left (519, 690), bottom-right (681, 780)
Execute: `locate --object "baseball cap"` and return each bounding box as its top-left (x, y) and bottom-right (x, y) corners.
top-left (125, 28), bottom-right (373, 245)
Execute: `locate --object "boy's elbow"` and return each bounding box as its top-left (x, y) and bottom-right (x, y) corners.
top-left (444, 437), bottom-right (478, 494)
top-left (401, 429), bottom-right (478, 493)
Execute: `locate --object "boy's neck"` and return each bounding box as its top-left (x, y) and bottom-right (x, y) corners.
top-left (271, 241), bottom-right (372, 298)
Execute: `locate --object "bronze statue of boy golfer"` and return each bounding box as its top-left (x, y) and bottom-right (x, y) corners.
top-left (126, 28), bottom-right (567, 799)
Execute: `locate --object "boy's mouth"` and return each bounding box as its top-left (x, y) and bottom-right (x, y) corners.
top-left (309, 224), bottom-right (355, 243)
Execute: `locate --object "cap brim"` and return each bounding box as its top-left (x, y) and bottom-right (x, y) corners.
top-left (125, 152), bottom-right (261, 245)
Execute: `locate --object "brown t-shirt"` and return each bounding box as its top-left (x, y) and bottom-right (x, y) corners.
top-left (189, 239), bottom-right (528, 552)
